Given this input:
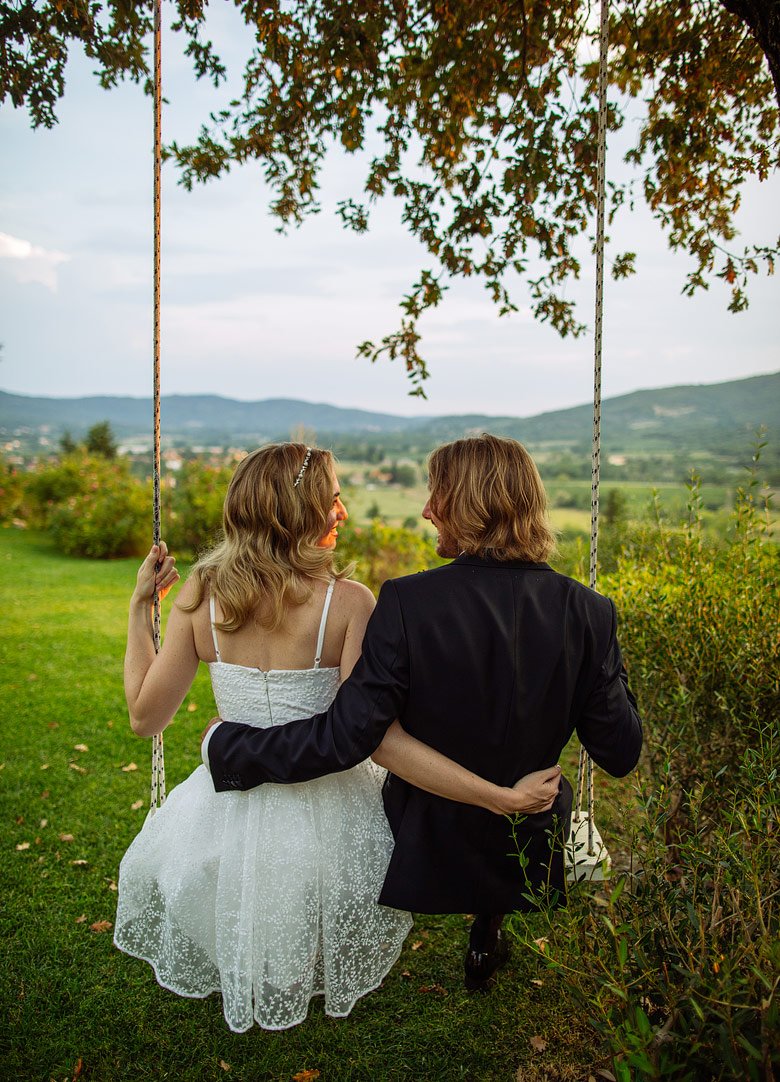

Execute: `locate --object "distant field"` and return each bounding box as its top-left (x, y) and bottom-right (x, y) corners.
top-left (340, 477), bottom-right (738, 533)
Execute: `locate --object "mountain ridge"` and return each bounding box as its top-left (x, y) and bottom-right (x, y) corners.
top-left (1, 372), bottom-right (777, 456)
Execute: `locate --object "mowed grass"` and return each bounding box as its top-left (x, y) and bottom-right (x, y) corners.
top-left (1, 529), bottom-right (629, 1082)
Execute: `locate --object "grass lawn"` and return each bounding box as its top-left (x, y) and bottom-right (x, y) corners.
top-left (1, 529), bottom-right (633, 1081)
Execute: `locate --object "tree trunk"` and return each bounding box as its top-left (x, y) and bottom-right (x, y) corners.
top-left (721, 0), bottom-right (780, 110)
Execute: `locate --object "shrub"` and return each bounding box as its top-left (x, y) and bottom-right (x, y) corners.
top-left (166, 460), bottom-right (233, 556)
top-left (24, 453), bottom-right (97, 527)
top-left (336, 521), bottom-right (444, 595)
top-left (0, 462), bottom-right (25, 525)
top-left (609, 472), bottom-right (778, 818)
top-left (37, 453), bottom-right (149, 558)
top-left (511, 727), bottom-right (779, 1080)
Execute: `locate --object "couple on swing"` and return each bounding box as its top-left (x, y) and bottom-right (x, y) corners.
top-left (115, 434), bottom-right (641, 1033)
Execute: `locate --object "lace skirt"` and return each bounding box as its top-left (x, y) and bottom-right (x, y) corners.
top-left (114, 762), bottom-right (412, 1032)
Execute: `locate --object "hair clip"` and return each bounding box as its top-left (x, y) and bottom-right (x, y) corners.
top-left (293, 447), bottom-right (313, 488)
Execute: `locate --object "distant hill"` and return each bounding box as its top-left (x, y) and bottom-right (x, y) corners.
top-left (416, 372), bottom-right (780, 454)
top-left (0, 394), bottom-right (419, 439)
top-left (1, 372), bottom-right (777, 458)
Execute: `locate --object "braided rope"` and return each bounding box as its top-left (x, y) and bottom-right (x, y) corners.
top-left (574, 0), bottom-right (609, 855)
top-left (150, 0), bottom-right (166, 814)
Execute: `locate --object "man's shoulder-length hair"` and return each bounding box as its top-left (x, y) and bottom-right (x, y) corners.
top-left (428, 433), bottom-right (556, 562)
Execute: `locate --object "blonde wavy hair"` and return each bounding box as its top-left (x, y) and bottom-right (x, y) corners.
top-left (179, 443), bottom-right (350, 631)
top-left (428, 433), bottom-right (556, 562)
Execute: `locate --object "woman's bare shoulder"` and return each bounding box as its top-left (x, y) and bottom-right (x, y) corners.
top-left (334, 577), bottom-right (376, 616)
top-left (172, 574), bottom-right (206, 612)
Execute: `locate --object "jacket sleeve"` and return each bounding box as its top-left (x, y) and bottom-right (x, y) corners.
top-left (206, 580), bottom-right (410, 791)
top-left (576, 600), bottom-right (643, 778)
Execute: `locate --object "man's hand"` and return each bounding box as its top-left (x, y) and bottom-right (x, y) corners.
top-left (502, 764), bottom-right (562, 815)
top-left (201, 717), bottom-right (222, 746)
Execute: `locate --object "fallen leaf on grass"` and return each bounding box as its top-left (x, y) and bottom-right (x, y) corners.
top-left (105, 877), bottom-right (117, 891)
top-left (218, 1062), bottom-right (231, 1073)
top-left (292, 1071), bottom-right (320, 1082)
top-left (418, 984), bottom-right (448, 996)
top-left (69, 763), bottom-right (87, 775)
top-left (530, 979), bottom-right (544, 987)
top-left (16, 842), bottom-right (30, 851)
top-left (532, 937), bottom-right (549, 953)
top-left (0, 763), bottom-right (5, 770)
top-left (121, 763), bottom-right (138, 773)
top-left (16, 815), bottom-right (24, 825)
top-left (48, 721), bottom-right (58, 729)
top-left (106, 721), bottom-right (114, 729)
top-left (71, 860), bottom-right (89, 868)
top-left (73, 744), bottom-right (89, 753)
top-left (131, 800), bottom-right (143, 811)
top-left (411, 940), bottom-right (424, 951)
top-left (41, 790), bottom-right (49, 799)
top-left (40, 764), bottom-right (50, 771)
top-left (72, 1056), bottom-right (84, 1079)
top-left (529, 1035), bottom-right (548, 1053)
top-left (187, 702), bottom-right (198, 712)
top-left (40, 819), bottom-right (48, 828)
top-left (90, 920), bottom-right (112, 933)
top-left (401, 969), bottom-right (412, 978)
top-left (59, 833), bottom-right (75, 843)
top-left (595, 1072), bottom-right (617, 1081)
top-left (75, 915), bottom-right (87, 924)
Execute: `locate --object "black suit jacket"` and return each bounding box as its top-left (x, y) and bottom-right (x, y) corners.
top-left (207, 557), bottom-right (642, 913)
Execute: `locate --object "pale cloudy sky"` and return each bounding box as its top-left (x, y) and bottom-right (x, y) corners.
top-left (1, 5), bottom-right (778, 419)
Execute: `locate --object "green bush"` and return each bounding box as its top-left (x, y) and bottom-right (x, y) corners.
top-left (511, 727), bottom-right (778, 1080)
top-left (24, 453), bottom-right (96, 527)
top-left (25, 452), bottom-right (149, 558)
top-left (510, 461), bottom-right (779, 1080)
top-left (336, 521), bottom-right (444, 595)
top-left (610, 473), bottom-right (778, 812)
top-left (0, 462), bottom-right (25, 524)
top-left (166, 459), bottom-right (233, 556)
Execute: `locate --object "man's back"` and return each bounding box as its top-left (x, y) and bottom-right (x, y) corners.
top-left (372, 555), bottom-right (640, 911)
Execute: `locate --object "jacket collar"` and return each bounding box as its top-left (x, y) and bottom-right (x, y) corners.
top-left (452, 554), bottom-right (553, 571)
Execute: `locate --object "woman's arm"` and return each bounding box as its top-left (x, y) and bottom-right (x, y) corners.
top-left (124, 542), bottom-right (199, 737)
top-left (371, 721), bottom-right (562, 816)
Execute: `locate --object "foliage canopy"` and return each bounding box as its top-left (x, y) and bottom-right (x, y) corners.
top-left (3, 0), bottom-right (778, 392)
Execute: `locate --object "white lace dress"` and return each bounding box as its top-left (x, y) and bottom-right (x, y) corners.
top-left (114, 584), bottom-right (412, 1032)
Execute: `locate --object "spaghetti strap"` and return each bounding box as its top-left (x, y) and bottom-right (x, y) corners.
top-left (313, 580), bottom-right (335, 669)
top-left (208, 596), bottom-right (221, 663)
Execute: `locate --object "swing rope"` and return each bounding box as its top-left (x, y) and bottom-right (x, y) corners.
top-left (573, 0), bottom-right (609, 856)
top-left (150, 0), bottom-right (166, 814)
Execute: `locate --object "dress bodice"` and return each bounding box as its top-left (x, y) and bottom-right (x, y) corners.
top-left (206, 581), bottom-right (340, 728)
top-left (207, 663), bottom-right (341, 729)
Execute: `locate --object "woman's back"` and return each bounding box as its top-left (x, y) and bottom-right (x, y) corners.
top-left (187, 576), bottom-right (368, 673)
top-left (204, 580), bottom-right (342, 730)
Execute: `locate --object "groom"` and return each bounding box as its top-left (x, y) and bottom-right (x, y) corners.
top-left (202, 434), bottom-right (642, 989)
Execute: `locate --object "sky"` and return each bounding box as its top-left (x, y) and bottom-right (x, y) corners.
top-left (1, 6), bottom-right (778, 421)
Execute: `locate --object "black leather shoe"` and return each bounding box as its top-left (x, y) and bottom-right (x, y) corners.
top-left (463, 929), bottom-right (510, 992)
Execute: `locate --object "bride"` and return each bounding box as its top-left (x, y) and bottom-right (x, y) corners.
top-left (114, 443), bottom-right (560, 1032)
